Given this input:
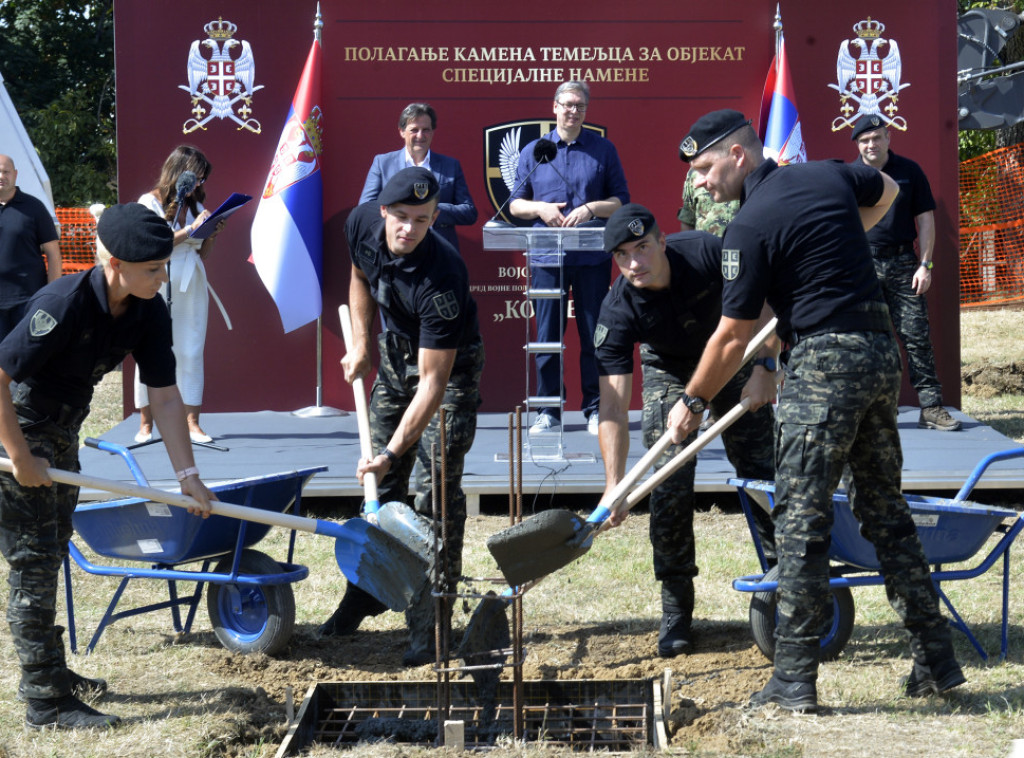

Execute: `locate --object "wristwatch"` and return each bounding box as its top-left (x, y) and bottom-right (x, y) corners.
top-left (919, 260), bottom-right (934, 270)
top-left (681, 392), bottom-right (707, 416)
top-left (753, 357), bottom-right (777, 372)
top-left (380, 447), bottom-right (399, 464)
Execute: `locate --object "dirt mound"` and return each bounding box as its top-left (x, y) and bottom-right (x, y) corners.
top-left (962, 361), bottom-right (1024, 397)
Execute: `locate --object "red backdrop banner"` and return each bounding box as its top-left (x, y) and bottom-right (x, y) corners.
top-left (113, 1), bottom-right (959, 413)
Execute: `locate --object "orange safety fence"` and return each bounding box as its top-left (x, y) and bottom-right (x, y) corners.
top-left (55, 207), bottom-right (98, 274)
top-left (959, 144), bottom-right (1024, 308)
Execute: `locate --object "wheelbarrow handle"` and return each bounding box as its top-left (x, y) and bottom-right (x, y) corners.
top-left (591, 316), bottom-right (778, 525)
top-left (339, 304), bottom-right (380, 514)
top-left (0, 457), bottom-right (337, 539)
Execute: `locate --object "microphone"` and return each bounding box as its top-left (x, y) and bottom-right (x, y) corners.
top-left (175, 170), bottom-right (197, 207)
top-left (484, 139), bottom-right (559, 228)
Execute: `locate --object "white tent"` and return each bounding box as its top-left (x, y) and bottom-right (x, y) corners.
top-left (0, 67), bottom-right (59, 228)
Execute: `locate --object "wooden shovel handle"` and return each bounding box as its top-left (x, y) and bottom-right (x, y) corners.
top-left (599, 316), bottom-right (777, 514)
top-left (339, 305), bottom-right (379, 505)
top-left (0, 457), bottom-right (328, 536)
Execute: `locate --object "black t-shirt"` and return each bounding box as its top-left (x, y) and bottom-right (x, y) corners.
top-left (857, 151), bottom-right (936, 246)
top-left (0, 188), bottom-right (59, 306)
top-left (0, 266), bottom-right (175, 409)
top-left (721, 159), bottom-right (886, 343)
top-left (346, 202), bottom-right (480, 353)
top-left (595, 231), bottom-right (722, 375)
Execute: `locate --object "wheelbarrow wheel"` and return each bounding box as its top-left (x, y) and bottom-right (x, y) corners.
top-left (748, 565), bottom-right (855, 662)
top-left (207, 549), bottom-right (295, 656)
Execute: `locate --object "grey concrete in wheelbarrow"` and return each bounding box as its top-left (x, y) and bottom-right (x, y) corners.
top-left (80, 406), bottom-right (1024, 516)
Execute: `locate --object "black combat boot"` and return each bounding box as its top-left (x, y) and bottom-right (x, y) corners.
top-left (905, 631), bottom-right (966, 697)
top-left (26, 694), bottom-right (120, 730)
top-left (17, 627), bottom-right (108, 702)
top-left (748, 672), bottom-right (818, 713)
top-left (903, 657), bottom-right (966, 697)
top-left (18, 670), bottom-right (108, 703)
top-left (751, 641), bottom-right (820, 712)
top-left (657, 581), bottom-right (694, 658)
top-left (317, 585), bottom-right (387, 638)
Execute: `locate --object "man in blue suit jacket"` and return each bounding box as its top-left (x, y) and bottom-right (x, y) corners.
top-left (359, 103), bottom-right (477, 252)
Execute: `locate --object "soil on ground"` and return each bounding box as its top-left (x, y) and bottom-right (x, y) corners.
top-left (962, 361), bottom-right (1024, 397)
top-left (204, 585), bottom-right (771, 754)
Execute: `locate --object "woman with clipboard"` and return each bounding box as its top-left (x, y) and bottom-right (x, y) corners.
top-left (134, 145), bottom-right (225, 445)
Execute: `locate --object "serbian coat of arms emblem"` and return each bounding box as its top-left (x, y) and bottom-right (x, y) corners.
top-left (179, 18), bottom-right (263, 134)
top-left (828, 17), bottom-right (910, 133)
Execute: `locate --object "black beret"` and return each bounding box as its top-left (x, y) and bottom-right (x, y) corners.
top-left (679, 109), bottom-right (752, 162)
top-left (97, 203), bottom-right (173, 262)
top-left (604, 203), bottom-right (658, 253)
top-left (850, 114), bottom-right (885, 140)
top-left (377, 166), bottom-right (439, 206)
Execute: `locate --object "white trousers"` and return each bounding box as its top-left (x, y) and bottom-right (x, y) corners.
top-left (134, 244), bottom-right (209, 408)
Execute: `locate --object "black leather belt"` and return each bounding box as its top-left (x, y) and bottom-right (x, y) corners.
top-left (790, 303), bottom-right (891, 346)
top-left (11, 383), bottom-right (90, 429)
top-left (869, 243), bottom-right (914, 258)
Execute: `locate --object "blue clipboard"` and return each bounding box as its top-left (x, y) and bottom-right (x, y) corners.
top-left (188, 192), bottom-right (253, 239)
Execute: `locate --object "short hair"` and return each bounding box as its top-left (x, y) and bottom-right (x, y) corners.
top-left (398, 103), bottom-right (437, 130)
top-left (554, 80), bottom-right (590, 104)
top-left (703, 124), bottom-right (760, 159)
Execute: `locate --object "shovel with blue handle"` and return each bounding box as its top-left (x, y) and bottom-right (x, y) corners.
top-left (485, 317), bottom-right (778, 587)
top-left (0, 457), bottom-right (428, 612)
top-left (338, 305), bottom-right (436, 567)
top-left (462, 388), bottom-right (769, 665)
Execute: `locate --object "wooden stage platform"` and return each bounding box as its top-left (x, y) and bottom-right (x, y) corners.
top-left (79, 406), bottom-right (1024, 516)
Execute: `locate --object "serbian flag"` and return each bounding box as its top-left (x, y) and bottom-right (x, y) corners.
top-left (250, 39), bottom-right (324, 333)
top-left (758, 32), bottom-right (807, 165)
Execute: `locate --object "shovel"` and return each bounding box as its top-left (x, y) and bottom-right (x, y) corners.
top-left (460, 392), bottom-right (765, 664)
top-left (486, 317), bottom-right (778, 587)
top-left (339, 305), bottom-right (436, 565)
top-left (338, 304), bottom-right (384, 520)
top-left (0, 458), bottom-right (427, 612)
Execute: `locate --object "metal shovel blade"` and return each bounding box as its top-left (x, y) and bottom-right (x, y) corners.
top-left (486, 509), bottom-right (592, 587)
top-left (376, 501), bottom-right (436, 565)
top-left (333, 519), bottom-right (429, 612)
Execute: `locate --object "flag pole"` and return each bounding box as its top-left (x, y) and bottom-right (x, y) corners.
top-left (774, 4), bottom-right (783, 73)
top-left (292, 4), bottom-right (345, 418)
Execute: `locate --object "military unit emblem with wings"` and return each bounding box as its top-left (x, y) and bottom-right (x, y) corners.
top-left (483, 120), bottom-right (606, 223)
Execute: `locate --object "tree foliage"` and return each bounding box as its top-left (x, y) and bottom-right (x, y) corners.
top-left (0, 0), bottom-right (115, 205)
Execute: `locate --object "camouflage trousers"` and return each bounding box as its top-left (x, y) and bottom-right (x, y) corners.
top-left (772, 330), bottom-right (952, 682)
top-left (0, 405), bottom-right (83, 699)
top-left (640, 354), bottom-right (775, 590)
top-left (371, 331), bottom-right (484, 652)
top-left (872, 254), bottom-right (943, 408)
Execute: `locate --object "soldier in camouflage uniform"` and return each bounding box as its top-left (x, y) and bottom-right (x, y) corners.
top-left (676, 110), bottom-right (964, 713)
top-left (851, 115), bottom-right (961, 431)
top-left (595, 204), bottom-right (778, 658)
top-left (677, 166), bottom-right (738, 237)
top-left (678, 167), bottom-right (739, 432)
top-left (0, 203), bottom-right (216, 729)
top-left (318, 168), bottom-right (484, 667)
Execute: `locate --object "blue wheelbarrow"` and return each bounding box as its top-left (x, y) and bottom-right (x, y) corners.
top-left (56, 439), bottom-right (327, 656)
top-left (730, 448), bottom-right (1024, 662)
